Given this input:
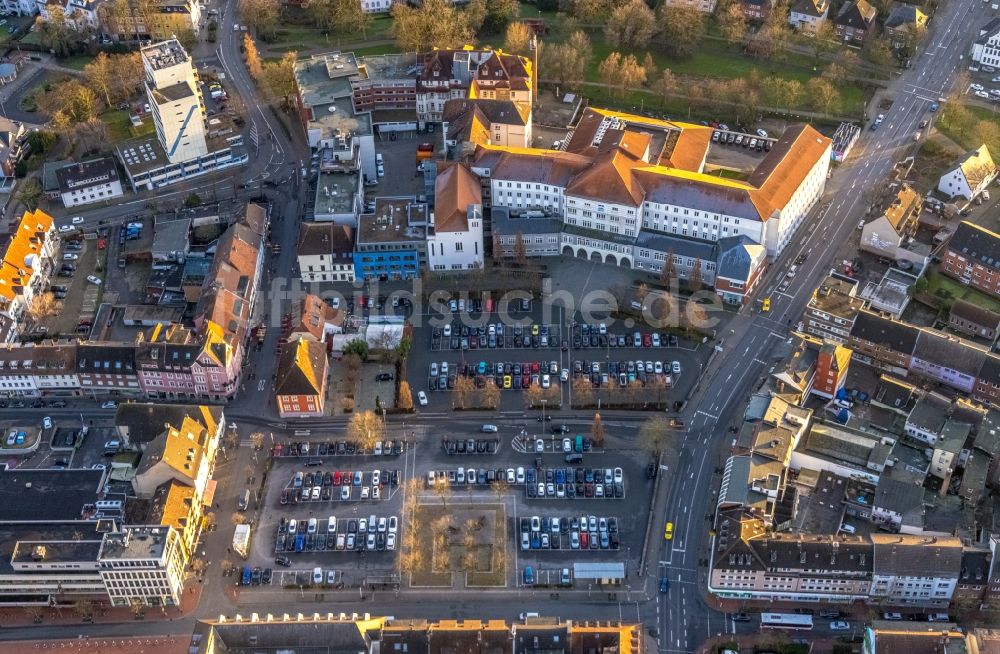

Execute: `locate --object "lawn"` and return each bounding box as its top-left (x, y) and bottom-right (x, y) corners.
top-left (264, 15), bottom-right (393, 53)
top-left (101, 109), bottom-right (156, 143)
top-left (925, 267), bottom-right (1000, 314)
top-left (59, 55), bottom-right (94, 71)
top-left (585, 37), bottom-right (866, 117)
top-left (936, 101), bottom-right (1000, 153)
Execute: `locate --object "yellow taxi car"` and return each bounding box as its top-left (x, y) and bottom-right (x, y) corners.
top-left (664, 522), bottom-right (674, 540)
top-left (762, 297), bottom-right (771, 312)
top-left (503, 375), bottom-right (512, 389)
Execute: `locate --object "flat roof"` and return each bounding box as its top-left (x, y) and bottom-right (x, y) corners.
top-left (152, 81), bottom-right (195, 103)
top-left (0, 468), bottom-right (105, 523)
top-left (572, 562), bottom-right (625, 578)
top-left (99, 525), bottom-right (170, 560)
top-left (0, 522), bottom-right (105, 574)
top-left (315, 171), bottom-right (360, 216)
top-left (359, 197), bottom-right (427, 244)
top-left (141, 39), bottom-right (189, 70)
top-left (356, 53), bottom-right (419, 81)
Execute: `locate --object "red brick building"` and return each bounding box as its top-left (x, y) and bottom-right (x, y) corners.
top-left (811, 343), bottom-right (851, 399)
top-left (942, 221), bottom-right (1000, 299)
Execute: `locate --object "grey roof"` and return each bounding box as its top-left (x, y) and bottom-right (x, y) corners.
top-left (716, 235), bottom-right (761, 281)
top-left (958, 549), bottom-right (990, 586)
top-left (748, 533), bottom-right (873, 574)
top-left (41, 159), bottom-right (72, 193)
top-left (884, 3), bottom-right (923, 29)
top-left (950, 298), bottom-right (1000, 330)
top-left (791, 0), bottom-right (826, 15)
top-left (850, 310), bottom-right (920, 353)
top-left (975, 409), bottom-right (1000, 454)
top-left (633, 169), bottom-right (764, 222)
top-left (871, 534), bottom-right (963, 577)
top-left (948, 221), bottom-right (1000, 269)
top-left (937, 420), bottom-right (972, 454)
top-left (562, 223), bottom-right (636, 246)
top-left (979, 354), bottom-right (1000, 385)
top-left (151, 217), bottom-right (191, 253)
top-left (0, 522), bottom-right (105, 574)
top-left (907, 393), bottom-right (949, 433)
top-left (834, 0), bottom-right (876, 28)
top-left (55, 157), bottom-right (119, 191)
top-left (634, 230), bottom-right (717, 261)
top-left (977, 17), bottom-right (1000, 45)
top-left (489, 206), bottom-right (563, 236)
top-left (873, 476), bottom-right (924, 517)
top-left (203, 618), bottom-right (373, 652)
top-left (913, 330), bottom-right (987, 377)
top-left (0, 469), bottom-right (105, 523)
top-left (115, 403), bottom-right (223, 445)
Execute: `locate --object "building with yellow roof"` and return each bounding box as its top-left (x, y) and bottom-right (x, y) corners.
top-left (0, 209), bottom-right (58, 338)
top-left (275, 337), bottom-right (329, 418)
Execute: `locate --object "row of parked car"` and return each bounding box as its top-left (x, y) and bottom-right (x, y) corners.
top-left (572, 358), bottom-right (678, 389)
top-left (429, 359), bottom-right (569, 392)
top-left (432, 322), bottom-right (563, 351)
top-left (273, 440), bottom-right (405, 458)
top-left (519, 515), bottom-right (621, 551)
top-left (712, 129), bottom-right (773, 152)
top-left (573, 325), bottom-right (679, 350)
top-left (441, 438), bottom-right (501, 455)
top-left (281, 468), bottom-right (399, 504)
top-left (526, 465), bottom-right (625, 500)
top-left (274, 514), bottom-right (399, 553)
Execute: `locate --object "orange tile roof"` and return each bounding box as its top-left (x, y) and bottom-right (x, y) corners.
top-left (294, 294), bottom-right (343, 340)
top-left (434, 163), bottom-right (482, 232)
top-left (158, 479), bottom-right (195, 531)
top-left (564, 149), bottom-right (646, 207)
top-left (661, 126), bottom-right (712, 172)
top-left (0, 209), bottom-right (54, 303)
top-left (747, 124), bottom-right (832, 219)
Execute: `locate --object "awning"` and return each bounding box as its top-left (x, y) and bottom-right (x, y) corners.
top-left (202, 479), bottom-right (218, 507)
top-left (572, 562), bottom-right (625, 579)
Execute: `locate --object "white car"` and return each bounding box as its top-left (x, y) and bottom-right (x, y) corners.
top-left (971, 83), bottom-right (985, 92)
top-left (376, 164), bottom-right (385, 177)
top-left (672, 361), bottom-right (681, 374)
top-left (58, 225), bottom-right (74, 233)
top-left (481, 424), bottom-right (498, 433)
top-left (101, 400), bottom-right (118, 409)
top-left (441, 362), bottom-right (448, 375)
top-left (386, 532), bottom-right (396, 550)
top-left (378, 517), bottom-right (387, 532)
top-left (313, 567), bottom-right (323, 584)
top-left (63, 253), bottom-right (79, 261)
top-left (443, 324), bottom-right (452, 337)
top-left (86, 275), bottom-right (102, 285)
top-left (613, 467), bottom-right (623, 483)
top-left (376, 153), bottom-right (384, 165)
top-left (830, 621), bottom-right (851, 631)
top-left (388, 516), bottom-right (398, 533)
top-left (535, 438), bottom-right (544, 453)
top-left (541, 374), bottom-right (550, 389)
top-left (516, 466), bottom-right (525, 483)
top-left (372, 470), bottom-right (381, 487)
top-left (755, 128), bottom-right (769, 138)
top-left (507, 468), bottom-right (516, 483)
top-left (42, 416), bottom-right (53, 429)
top-left (417, 391), bottom-right (428, 406)
top-left (71, 216), bottom-right (84, 224)
top-left (560, 369), bottom-right (569, 382)
top-left (976, 90), bottom-right (991, 99)
top-left (562, 438), bottom-right (571, 452)
top-left (654, 361), bottom-right (663, 374)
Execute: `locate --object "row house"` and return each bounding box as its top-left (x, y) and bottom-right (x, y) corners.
top-left (76, 343), bottom-right (141, 397)
top-left (710, 510), bottom-right (966, 606)
top-left (949, 298), bottom-right (1000, 342)
top-left (135, 322), bottom-right (235, 401)
top-left (0, 209), bottom-right (58, 337)
top-left (849, 309), bottom-right (1000, 408)
top-left (942, 221), bottom-right (1000, 300)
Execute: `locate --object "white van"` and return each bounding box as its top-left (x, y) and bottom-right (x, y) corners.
top-left (840, 523), bottom-right (856, 534)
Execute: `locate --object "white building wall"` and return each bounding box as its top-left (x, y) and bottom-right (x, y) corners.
top-left (972, 33), bottom-right (1000, 66)
top-left (298, 253), bottom-right (356, 282)
top-left (564, 196), bottom-right (640, 238)
top-left (360, 0), bottom-right (392, 13)
top-left (641, 200), bottom-right (765, 244)
top-left (938, 168), bottom-right (973, 199)
top-left (765, 142), bottom-right (830, 257)
top-left (0, 372), bottom-right (37, 396)
top-left (427, 210), bottom-right (484, 271)
top-left (789, 450), bottom-right (880, 484)
top-left (61, 179), bottom-right (124, 208)
top-left (490, 178), bottom-right (564, 214)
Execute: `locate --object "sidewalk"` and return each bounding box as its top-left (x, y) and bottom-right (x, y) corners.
top-left (696, 633), bottom-right (843, 654)
top-left (0, 581), bottom-right (203, 628)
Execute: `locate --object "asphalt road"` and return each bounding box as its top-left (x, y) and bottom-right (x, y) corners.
top-left (651, 0), bottom-right (989, 649)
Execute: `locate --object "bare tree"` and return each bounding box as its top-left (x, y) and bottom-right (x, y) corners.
top-left (481, 379), bottom-right (501, 410)
top-left (348, 410), bottom-right (385, 451)
top-left (397, 381), bottom-right (414, 410)
top-left (591, 412), bottom-right (605, 447)
top-left (454, 376), bottom-right (474, 410)
top-left (26, 292), bottom-right (60, 322)
top-left (513, 232), bottom-right (527, 264)
top-left (638, 415), bottom-right (670, 456)
top-left (249, 432), bottom-right (265, 450)
top-left (572, 376), bottom-right (594, 408)
top-left (432, 477), bottom-right (452, 509)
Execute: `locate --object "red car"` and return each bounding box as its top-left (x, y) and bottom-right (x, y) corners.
top-left (332, 471), bottom-right (342, 486)
top-left (531, 361), bottom-right (540, 374)
top-left (580, 532), bottom-right (589, 548)
top-left (643, 333), bottom-right (652, 347)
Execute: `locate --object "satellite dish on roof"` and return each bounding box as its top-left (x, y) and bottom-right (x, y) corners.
top-left (23, 254), bottom-right (36, 269)
top-left (328, 106), bottom-right (337, 112)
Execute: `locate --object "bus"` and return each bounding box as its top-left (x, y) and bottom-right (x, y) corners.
top-left (760, 613), bottom-right (813, 630)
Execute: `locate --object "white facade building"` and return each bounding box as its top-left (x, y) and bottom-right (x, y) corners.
top-left (56, 158), bottom-right (124, 208)
top-left (360, 0), bottom-right (392, 12)
top-left (98, 526), bottom-right (187, 607)
top-left (869, 534), bottom-right (962, 606)
top-left (141, 40), bottom-right (207, 165)
top-left (971, 18), bottom-right (1000, 68)
top-left (427, 164), bottom-right (484, 271)
top-left (937, 145), bottom-right (998, 201)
